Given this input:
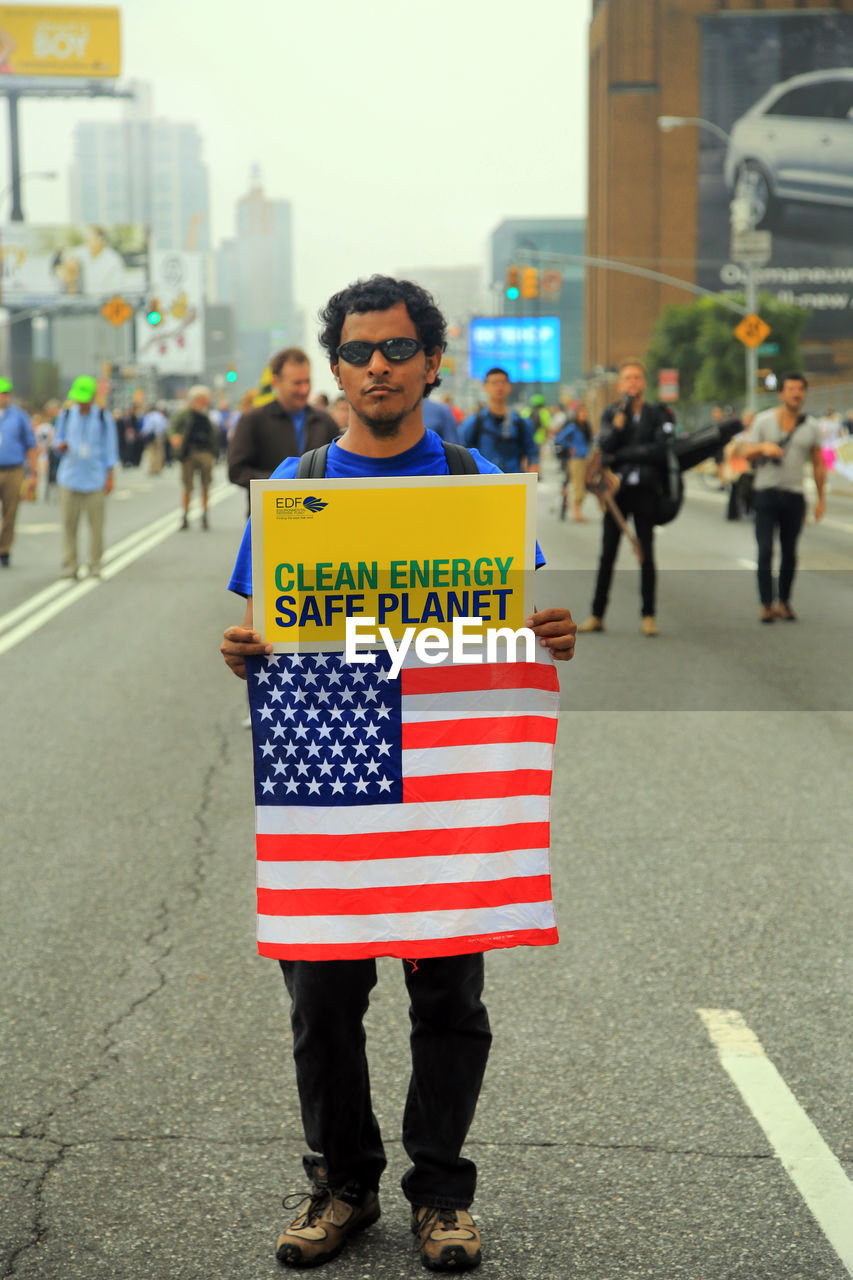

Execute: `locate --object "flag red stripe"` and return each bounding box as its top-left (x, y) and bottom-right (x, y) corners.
top-left (256, 821), bottom-right (551, 862)
top-left (402, 715), bottom-right (557, 749)
top-left (257, 927), bottom-right (560, 961)
top-left (403, 770), bottom-right (551, 802)
top-left (258, 875), bottom-right (552, 918)
top-left (402, 664), bottom-right (559, 695)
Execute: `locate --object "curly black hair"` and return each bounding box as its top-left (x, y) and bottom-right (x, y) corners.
top-left (318, 275), bottom-right (447, 396)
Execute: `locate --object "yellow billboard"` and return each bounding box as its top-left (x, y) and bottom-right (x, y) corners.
top-left (0, 5), bottom-right (120, 78)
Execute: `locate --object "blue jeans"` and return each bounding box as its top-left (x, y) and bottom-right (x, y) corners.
top-left (280, 954), bottom-right (492, 1208)
top-left (754, 488), bottom-right (805, 607)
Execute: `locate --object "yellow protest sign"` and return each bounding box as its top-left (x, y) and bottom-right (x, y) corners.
top-left (250, 473), bottom-right (537, 652)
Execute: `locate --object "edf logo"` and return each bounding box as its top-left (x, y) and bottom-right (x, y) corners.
top-left (275, 495), bottom-right (328, 513)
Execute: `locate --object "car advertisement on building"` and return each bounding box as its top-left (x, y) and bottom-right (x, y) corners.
top-left (697, 11), bottom-right (853, 341)
top-left (135, 251), bottom-right (204, 377)
top-left (0, 5), bottom-right (120, 78)
top-left (0, 222), bottom-right (146, 303)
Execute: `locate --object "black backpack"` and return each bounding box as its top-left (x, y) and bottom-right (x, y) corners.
top-left (186, 411), bottom-right (212, 451)
top-left (655, 434), bottom-right (684, 526)
top-left (296, 440), bottom-right (479, 478)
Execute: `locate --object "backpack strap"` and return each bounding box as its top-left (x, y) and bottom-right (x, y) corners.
top-left (297, 440), bottom-right (477, 480)
top-left (442, 440), bottom-right (479, 475)
top-left (296, 444), bottom-right (331, 478)
top-left (470, 408), bottom-right (485, 449)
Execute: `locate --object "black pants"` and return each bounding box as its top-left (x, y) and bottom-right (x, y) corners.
top-left (754, 488), bottom-right (805, 607)
top-left (280, 953), bottom-right (492, 1208)
top-left (591, 486), bottom-right (657, 618)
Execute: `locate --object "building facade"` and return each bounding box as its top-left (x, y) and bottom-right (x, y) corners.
top-left (587, 0), bottom-right (853, 391)
top-left (218, 167), bottom-right (296, 383)
top-left (70, 83), bottom-right (210, 252)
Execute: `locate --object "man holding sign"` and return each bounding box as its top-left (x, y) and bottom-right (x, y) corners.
top-left (221, 276), bottom-right (575, 1271)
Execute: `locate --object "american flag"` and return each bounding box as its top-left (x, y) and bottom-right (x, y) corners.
top-left (246, 648), bottom-right (560, 960)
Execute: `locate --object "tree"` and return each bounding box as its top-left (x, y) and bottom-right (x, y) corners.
top-left (645, 293), bottom-right (809, 407)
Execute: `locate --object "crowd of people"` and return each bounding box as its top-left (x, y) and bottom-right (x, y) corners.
top-left (0, 355), bottom-right (837, 629)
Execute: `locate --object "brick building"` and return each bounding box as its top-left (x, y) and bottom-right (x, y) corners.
top-left (586, 0), bottom-right (853, 391)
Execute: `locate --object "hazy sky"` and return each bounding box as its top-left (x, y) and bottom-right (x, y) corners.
top-left (2, 0), bottom-right (589, 370)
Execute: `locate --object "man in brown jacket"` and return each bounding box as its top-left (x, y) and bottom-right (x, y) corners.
top-left (227, 348), bottom-right (338, 510)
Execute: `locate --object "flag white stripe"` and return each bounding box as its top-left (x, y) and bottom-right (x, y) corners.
top-left (257, 847), bottom-right (551, 892)
top-left (256, 792), bottom-right (550, 836)
top-left (401, 740), bottom-right (553, 777)
top-left (401, 687), bottom-right (557, 722)
top-left (257, 900), bottom-right (557, 946)
top-left (395, 646), bottom-right (557, 670)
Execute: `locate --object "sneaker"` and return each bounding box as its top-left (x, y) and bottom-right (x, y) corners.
top-left (640, 616), bottom-right (659, 637)
top-left (577, 615), bottom-right (605, 633)
top-left (775, 601), bottom-right (797, 621)
top-left (760, 605), bottom-right (775, 624)
top-left (202, 511), bottom-right (209, 530)
top-left (180, 514), bottom-right (189, 531)
top-left (412, 1206), bottom-right (481, 1271)
top-left (275, 1182), bottom-right (380, 1268)
top-left (61, 568), bottom-right (79, 580)
top-left (0, 552), bottom-right (9, 567)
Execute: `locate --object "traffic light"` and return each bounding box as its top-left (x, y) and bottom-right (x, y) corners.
top-left (225, 368), bottom-right (237, 383)
top-left (146, 297), bottom-right (163, 326)
top-left (505, 265), bottom-right (520, 300)
top-left (521, 267), bottom-right (539, 299)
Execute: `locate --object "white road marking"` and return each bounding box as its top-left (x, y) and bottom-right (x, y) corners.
top-left (738, 558), bottom-right (757, 570)
top-left (698, 1008), bottom-right (853, 1274)
top-left (18, 523), bottom-right (62, 535)
top-left (0, 481), bottom-right (235, 656)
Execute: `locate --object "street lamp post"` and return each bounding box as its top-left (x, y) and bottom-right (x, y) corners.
top-left (657, 114), bottom-right (763, 412)
top-left (0, 169), bottom-right (58, 222)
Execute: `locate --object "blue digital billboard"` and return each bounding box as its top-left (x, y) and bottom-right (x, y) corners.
top-left (468, 316), bottom-right (561, 383)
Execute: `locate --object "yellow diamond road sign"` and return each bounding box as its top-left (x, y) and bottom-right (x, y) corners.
top-left (102, 296), bottom-right (133, 328)
top-left (734, 313), bottom-right (771, 349)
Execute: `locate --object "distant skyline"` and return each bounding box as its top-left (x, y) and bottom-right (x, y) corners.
top-left (0, 0), bottom-right (588, 382)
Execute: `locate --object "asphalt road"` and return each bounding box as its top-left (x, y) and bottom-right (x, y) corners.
top-left (2, 457), bottom-right (851, 1280)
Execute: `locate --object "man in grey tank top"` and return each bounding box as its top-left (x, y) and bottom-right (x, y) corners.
top-left (736, 372), bottom-right (825, 622)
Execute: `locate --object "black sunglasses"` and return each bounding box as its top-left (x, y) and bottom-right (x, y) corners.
top-left (336, 338), bottom-right (424, 366)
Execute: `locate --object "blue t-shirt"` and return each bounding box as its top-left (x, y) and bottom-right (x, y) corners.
top-left (0, 405), bottom-right (36, 467)
top-left (228, 429), bottom-right (545, 596)
top-left (291, 409), bottom-right (307, 453)
top-left (554, 421), bottom-right (590, 460)
top-left (460, 409), bottom-right (539, 473)
top-left (421, 397), bottom-right (460, 445)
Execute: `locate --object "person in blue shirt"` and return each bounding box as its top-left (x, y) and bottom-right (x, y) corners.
top-left (0, 377), bottom-right (37, 567)
top-left (554, 405), bottom-right (592, 522)
top-left (421, 392), bottom-right (459, 444)
top-left (221, 275), bottom-right (576, 1274)
top-left (54, 375), bottom-right (119, 579)
top-left (460, 369), bottom-right (538, 474)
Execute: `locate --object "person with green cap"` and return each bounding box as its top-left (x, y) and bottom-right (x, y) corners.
top-left (0, 377), bottom-right (37, 567)
top-left (54, 376), bottom-right (119, 580)
top-left (526, 393), bottom-right (551, 446)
